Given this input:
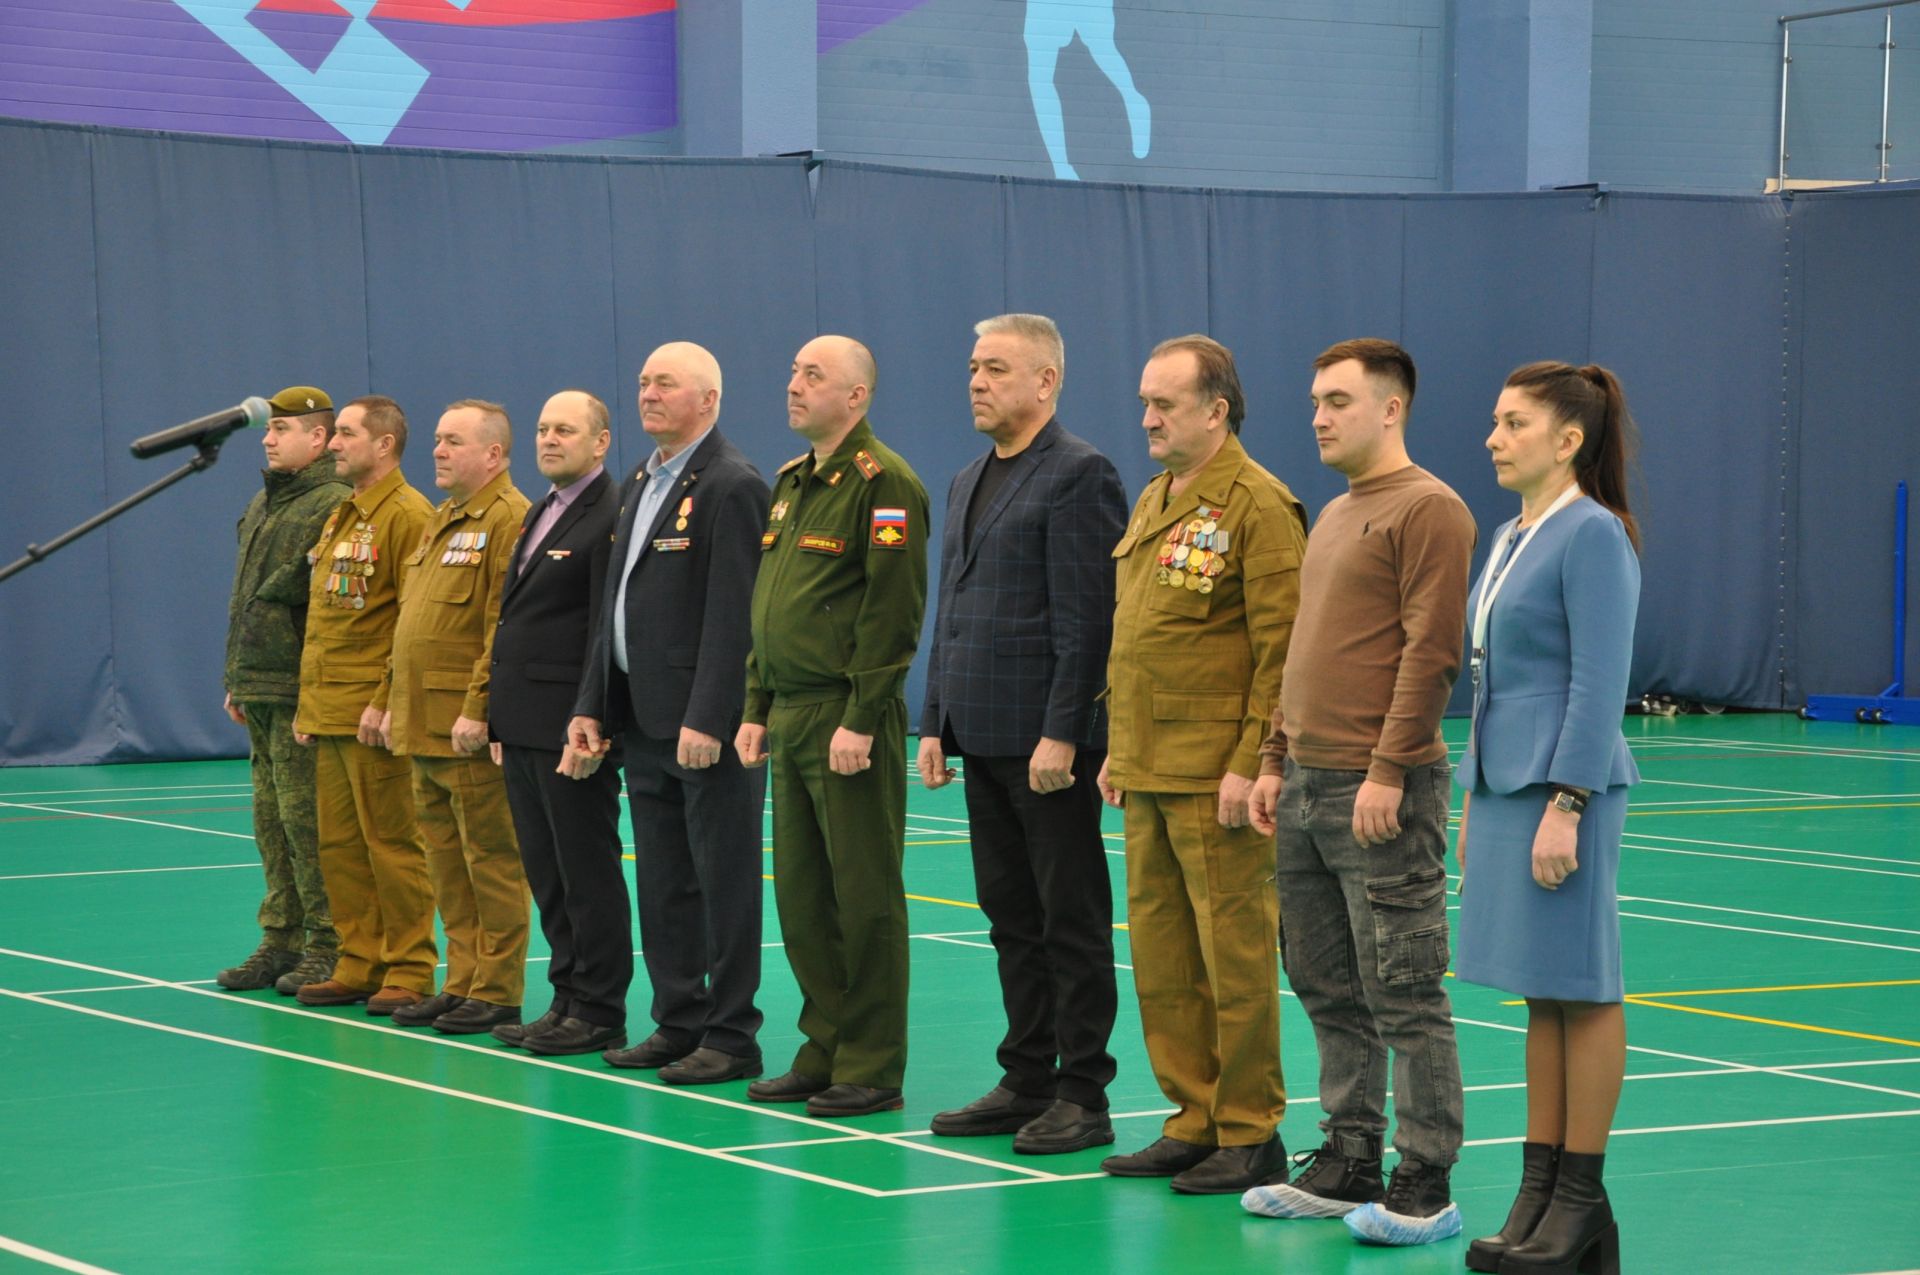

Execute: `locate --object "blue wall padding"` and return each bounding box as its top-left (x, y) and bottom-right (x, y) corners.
top-left (1, 122), bottom-right (1912, 764)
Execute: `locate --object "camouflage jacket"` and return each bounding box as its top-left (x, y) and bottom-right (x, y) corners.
top-left (225, 455), bottom-right (349, 704)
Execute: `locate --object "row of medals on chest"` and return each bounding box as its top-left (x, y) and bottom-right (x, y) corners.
top-left (1157, 509), bottom-right (1230, 594)
top-left (318, 521), bottom-right (377, 609)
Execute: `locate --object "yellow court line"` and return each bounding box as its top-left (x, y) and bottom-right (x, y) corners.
top-left (904, 891), bottom-right (982, 911)
top-left (1630, 801), bottom-right (1920, 818)
top-left (1623, 997), bottom-right (1920, 1050)
top-left (1622, 979), bottom-right (1920, 999)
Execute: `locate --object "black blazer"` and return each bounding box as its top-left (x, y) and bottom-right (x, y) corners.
top-left (488, 469), bottom-right (618, 750)
top-left (919, 419), bottom-right (1128, 757)
top-left (576, 428), bottom-right (771, 742)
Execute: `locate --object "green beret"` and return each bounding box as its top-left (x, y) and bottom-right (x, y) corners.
top-left (268, 385), bottom-right (333, 415)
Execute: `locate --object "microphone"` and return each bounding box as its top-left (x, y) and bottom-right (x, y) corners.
top-left (129, 397), bottom-right (272, 460)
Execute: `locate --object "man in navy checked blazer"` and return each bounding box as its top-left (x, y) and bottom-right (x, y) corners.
top-left (917, 313), bottom-right (1129, 1154)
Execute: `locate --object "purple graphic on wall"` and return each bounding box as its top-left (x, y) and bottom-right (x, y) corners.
top-left (0, 0), bottom-right (677, 150)
top-left (818, 0), bottom-right (934, 55)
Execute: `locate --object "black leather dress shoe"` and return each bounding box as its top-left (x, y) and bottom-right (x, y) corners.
top-left (390, 992), bottom-right (465, 1027)
top-left (660, 1046), bottom-right (764, 1085)
top-left (1101, 1136), bottom-right (1215, 1178)
top-left (805, 1083), bottom-right (904, 1117)
top-left (1012, 1099), bottom-right (1115, 1155)
top-left (493, 1007), bottom-right (567, 1047)
top-left (930, 1085), bottom-right (1052, 1137)
top-left (522, 1017), bottom-right (624, 1057)
top-left (1169, 1135), bottom-right (1288, 1194)
top-left (432, 999), bottom-right (520, 1035)
top-left (746, 1070), bottom-right (831, 1103)
top-left (603, 1032), bottom-right (695, 1070)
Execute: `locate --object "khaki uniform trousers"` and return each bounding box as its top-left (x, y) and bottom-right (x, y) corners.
top-left (1123, 790), bottom-right (1285, 1147)
top-left (412, 754), bottom-right (530, 1007)
top-left (313, 735), bottom-right (437, 993)
top-left (767, 696), bottom-right (909, 1089)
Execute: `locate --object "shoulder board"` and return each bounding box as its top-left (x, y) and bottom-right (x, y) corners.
top-left (777, 453), bottom-right (809, 475)
top-left (853, 449), bottom-right (884, 481)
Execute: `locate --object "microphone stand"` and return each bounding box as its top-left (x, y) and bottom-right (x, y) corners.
top-left (0, 434), bottom-right (232, 584)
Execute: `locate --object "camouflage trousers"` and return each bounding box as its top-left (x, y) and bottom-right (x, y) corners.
top-left (242, 700), bottom-right (339, 954)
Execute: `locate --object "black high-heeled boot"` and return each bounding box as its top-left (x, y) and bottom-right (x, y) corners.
top-left (1465, 1142), bottom-right (1559, 1271)
top-left (1498, 1150), bottom-right (1619, 1275)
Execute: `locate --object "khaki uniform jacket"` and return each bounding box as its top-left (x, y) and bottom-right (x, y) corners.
top-left (1105, 433), bottom-right (1307, 793)
top-left (293, 466), bottom-right (435, 736)
top-left (744, 418), bottom-right (929, 735)
top-left (386, 469), bottom-right (530, 758)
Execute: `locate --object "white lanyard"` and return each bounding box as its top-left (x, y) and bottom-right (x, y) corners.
top-left (1470, 484), bottom-right (1582, 684)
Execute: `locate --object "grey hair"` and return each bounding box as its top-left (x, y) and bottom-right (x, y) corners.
top-left (973, 313), bottom-right (1065, 402)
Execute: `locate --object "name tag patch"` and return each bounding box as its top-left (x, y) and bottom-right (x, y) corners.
top-left (798, 533), bottom-right (845, 555)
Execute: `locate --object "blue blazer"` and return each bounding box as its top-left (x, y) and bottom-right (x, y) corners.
top-left (919, 419), bottom-right (1128, 757)
top-left (1459, 499), bottom-right (1641, 796)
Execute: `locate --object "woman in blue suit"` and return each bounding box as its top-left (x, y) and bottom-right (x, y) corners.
top-left (1457, 362), bottom-right (1640, 1275)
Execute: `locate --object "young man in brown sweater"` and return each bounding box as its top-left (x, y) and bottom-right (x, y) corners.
top-left (1243, 339), bottom-right (1476, 1246)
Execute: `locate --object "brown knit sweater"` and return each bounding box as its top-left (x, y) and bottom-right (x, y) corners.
top-left (1260, 463), bottom-right (1476, 786)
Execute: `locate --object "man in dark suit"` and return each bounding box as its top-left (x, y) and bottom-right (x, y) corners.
top-left (917, 313), bottom-right (1129, 1153)
top-left (487, 388), bottom-right (632, 1056)
top-left (571, 342), bottom-right (773, 1085)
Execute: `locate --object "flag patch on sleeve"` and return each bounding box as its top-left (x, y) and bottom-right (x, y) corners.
top-left (871, 508), bottom-right (908, 548)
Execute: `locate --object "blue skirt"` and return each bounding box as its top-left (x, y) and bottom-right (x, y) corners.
top-left (1455, 784), bottom-right (1626, 1003)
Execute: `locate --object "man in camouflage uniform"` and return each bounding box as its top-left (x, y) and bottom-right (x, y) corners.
top-left (736, 335), bottom-right (929, 1118)
top-left (218, 386), bottom-right (350, 993)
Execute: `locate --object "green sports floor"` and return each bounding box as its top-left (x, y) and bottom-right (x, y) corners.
top-left (1, 713), bottom-right (1916, 1274)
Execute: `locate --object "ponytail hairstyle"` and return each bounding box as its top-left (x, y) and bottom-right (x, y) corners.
top-left (1503, 361), bottom-right (1642, 551)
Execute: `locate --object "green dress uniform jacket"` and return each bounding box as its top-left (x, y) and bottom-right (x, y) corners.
top-left (1106, 432), bottom-right (1308, 792)
top-left (742, 418), bottom-right (929, 1089)
top-left (293, 466), bottom-right (435, 737)
top-left (744, 418), bottom-right (930, 732)
top-left (226, 455), bottom-right (349, 705)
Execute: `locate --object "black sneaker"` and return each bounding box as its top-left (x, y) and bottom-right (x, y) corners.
top-left (1344, 1159), bottom-right (1463, 1246)
top-left (216, 943), bottom-right (300, 991)
top-left (1241, 1142), bottom-right (1385, 1218)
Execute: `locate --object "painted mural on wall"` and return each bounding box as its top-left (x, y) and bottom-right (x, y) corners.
top-left (0, 0), bottom-right (677, 149)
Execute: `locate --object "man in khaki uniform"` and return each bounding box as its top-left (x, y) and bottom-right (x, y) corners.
top-left (383, 399), bottom-right (533, 1035)
top-left (293, 395), bottom-right (439, 1014)
top-left (1096, 335), bottom-right (1308, 1194)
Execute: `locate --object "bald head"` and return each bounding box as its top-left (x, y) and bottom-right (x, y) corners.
top-left (535, 389), bottom-right (611, 486)
top-left (788, 335), bottom-right (878, 449)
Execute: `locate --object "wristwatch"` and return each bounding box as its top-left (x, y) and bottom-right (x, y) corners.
top-left (1549, 786), bottom-right (1589, 815)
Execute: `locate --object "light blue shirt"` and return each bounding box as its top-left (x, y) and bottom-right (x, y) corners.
top-left (613, 428), bottom-right (710, 673)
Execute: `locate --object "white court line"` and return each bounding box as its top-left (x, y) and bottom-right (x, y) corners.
top-left (1637, 777), bottom-right (1838, 798)
top-left (0, 782), bottom-right (244, 799)
top-left (0, 984), bottom-right (888, 1199)
top-left (1624, 843), bottom-right (1920, 880)
top-left (0, 1234), bottom-right (119, 1275)
top-left (0, 947), bottom-right (1080, 1189)
top-left (1639, 736), bottom-right (1920, 763)
top-left (0, 800), bottom-right (253, 841)
top-left (919, 935), bottom-right (995, 951)
top-left (1625, 795), bottom-right (1917, 808)
top-left (1617, 895), bottom-right (1920, 937)
top-left (1624, 831), bottom-right (1917, 869)
top-left (1618, 911), bottom-right (1920, 954)
top-left (2, 792), bottom-right (253, 807)
top-left (0, 863), bottom-right (257, 883)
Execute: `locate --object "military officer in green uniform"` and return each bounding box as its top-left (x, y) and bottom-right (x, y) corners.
top-left (735, 335), bottom-right (929, 1118)
top-left (217, 386), bottom-right (350, 994)
top-left (1096, 335), bottom-right (1309, 1194)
